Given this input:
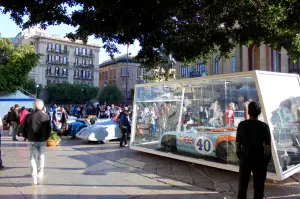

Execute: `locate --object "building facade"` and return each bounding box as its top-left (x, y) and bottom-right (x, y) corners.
top-left (99, 55), bottom-right (143, 99)
top-left (175, 44), bottom-right (290, 79)
top-left (14, 27), bottom-right (100, 87)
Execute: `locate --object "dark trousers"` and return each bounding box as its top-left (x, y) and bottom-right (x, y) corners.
top-left (0, 133), bottom-right (2, 166)
top-left (238, 162), bottom-right (267, 199)
top-left (120, 127), bottom-right (127, 147)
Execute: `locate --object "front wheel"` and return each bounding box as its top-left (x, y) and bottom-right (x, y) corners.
top-left (161, 135), bottom-right (177, 152)
top-left (216, 141), bottom-right (239, 163)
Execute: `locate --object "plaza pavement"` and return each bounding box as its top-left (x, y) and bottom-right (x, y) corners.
top-left (1, 130), bottom-right (300, 199)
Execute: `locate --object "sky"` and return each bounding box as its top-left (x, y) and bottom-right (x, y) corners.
top-left (0, 13), bottom-right (141, 64)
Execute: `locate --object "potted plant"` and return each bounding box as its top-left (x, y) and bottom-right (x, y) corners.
top-left (46, 131), bottom-right (61, 147)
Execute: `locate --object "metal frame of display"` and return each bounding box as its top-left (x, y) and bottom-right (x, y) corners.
top-left (130, 70), bottom-right (300, 181)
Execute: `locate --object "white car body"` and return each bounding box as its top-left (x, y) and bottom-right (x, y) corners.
top-left (76, 119), bottom-right (122, 141)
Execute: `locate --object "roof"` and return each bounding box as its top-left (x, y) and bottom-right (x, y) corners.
top-left (99, 54), bottom-right (140, 68)
top-left (0, 90), bottom-right (35, 101)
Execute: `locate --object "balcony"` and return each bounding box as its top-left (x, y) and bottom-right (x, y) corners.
top-left (45, 72), bottom-right (68, 78)
top-left (47, 60), bottom-right (69, 66)
top-left (73, 75), bottom-right (93, 80)
top-left (47, 48), bottom-right (69, 55)
top-left (74, 52), bottom-right (94, 58)
top-left (73, 63), bottom-right (94, 69)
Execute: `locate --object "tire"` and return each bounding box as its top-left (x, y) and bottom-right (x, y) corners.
top-left (161, 135), bottom-right (177, 152)
top-left (216, 141), bottom-right (239, 163)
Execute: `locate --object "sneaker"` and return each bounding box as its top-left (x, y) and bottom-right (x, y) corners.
top-left (0, 165), bottom-right (5, 170)
top-left (33, 178), bottom-right (38, 185)
top-left (37, 171), bottom-right (44, 178)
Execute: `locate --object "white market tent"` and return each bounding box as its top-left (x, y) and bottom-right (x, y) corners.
top-left (0, 90), bottom-right (35, 118)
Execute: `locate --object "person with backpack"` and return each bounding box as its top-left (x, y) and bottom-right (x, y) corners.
top-left (23, 99), bottom-right (51, 185)
top-left (5, 107), bottom-right (13, 136)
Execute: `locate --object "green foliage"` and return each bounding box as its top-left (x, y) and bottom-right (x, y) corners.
top-left (3, 0), bottom-right (300, 64)
top-left (0, 38), bottom-right (40, 92)
top-left (46, 83), bottom-right (99, 104)
top-left (99, 84), bottom-right (123, 105)
top-left (48, 131), bottom-right (61, 141)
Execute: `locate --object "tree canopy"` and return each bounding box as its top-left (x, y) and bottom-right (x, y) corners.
top-left (0, 38), bottom-right (40, 92)
top-left (20, 78), bottom-right (42, 98)
top-left (98, 84), bottom-right (124, 105)
top-left (46, 83), bottom-right (98, 104)
top-left (2, 0), bottom-right (300, 66)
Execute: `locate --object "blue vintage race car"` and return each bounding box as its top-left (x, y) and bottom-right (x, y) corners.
top-left (158, 127), bottom-right (238, 163)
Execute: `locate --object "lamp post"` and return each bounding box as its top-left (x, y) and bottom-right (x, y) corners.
top-left (104, 83), bottom-right (107, 106)
top-left (35, 84), bottom-right (39, 99)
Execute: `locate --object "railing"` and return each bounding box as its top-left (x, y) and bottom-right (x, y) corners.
top-left (45, 73), bottom-right (68, 78)
top-left (73, 63), bottom-right (94, 68)
top-left (47, 48), bottom-right (69, 55)
top-left (74, 52), bottom-right (94, 58)
top-left (47, 61), bottom-right (69, 66)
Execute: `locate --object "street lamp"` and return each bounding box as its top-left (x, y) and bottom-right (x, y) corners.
top-left (35, 84), bottom-right (39, 99)
top-left (104, 83), bottom-right (107, 106)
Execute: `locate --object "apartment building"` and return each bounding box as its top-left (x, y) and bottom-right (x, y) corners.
top-left (99, 55), bottom-right (144, 99)
top-left (175, 44), bottom-right (292, 79)
top-left (14, 27), bottom-right (100, 86)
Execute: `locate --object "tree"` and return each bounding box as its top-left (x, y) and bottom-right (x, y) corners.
top-left (98, 84), bottom-right (123, 105)
top-left (21, 78), bottom-right (42, 98)
top-left (46, 83), bottom-right (98, 104)
top-left (2, 0), bottom-right (300, 65)
top-left (0, 38), bottom-right (39, 92)
top-left (140, 46), bottom-right (176, 82)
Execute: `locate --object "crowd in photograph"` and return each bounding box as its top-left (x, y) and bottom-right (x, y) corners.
top-left (3, 103), bottom-right (133, 147)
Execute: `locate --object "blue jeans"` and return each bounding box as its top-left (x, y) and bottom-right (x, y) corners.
top-left (0, 132), bottom-right (2, 166)
top-left (11, 122), bottom-right (18, 140)
top-left (151, 124), bottom-right (156, 137)
top-left (29, 142), bottom-right (46, 178)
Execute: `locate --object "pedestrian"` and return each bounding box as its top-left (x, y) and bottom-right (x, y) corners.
top-left (0, 116), bottom-right (4, 169)
top-left (59, 107), bottom-right (69, 136)
top-left (23, 99), bottom-right (51, 185)
top-left (5, 107), bottom-right (13, 136)
top-left (10, 104), bottom-right (20, 141)
top-left (119, 107), bottom-right (130, 147)
top-left (19, 107), bottom-right (29, 140)
top-left (236, 101), bottom-right (271, 199)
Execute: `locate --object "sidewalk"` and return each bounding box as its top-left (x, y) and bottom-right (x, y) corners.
top-left (1, 129), bottom-right (300, 199)
top-left (0, 132), bottom-right (224, 199)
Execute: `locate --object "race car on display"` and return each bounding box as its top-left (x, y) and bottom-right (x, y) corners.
top-left (158, 127), bottom-right (239, 163)
top-left (76, 119), bottom-right (122, 142)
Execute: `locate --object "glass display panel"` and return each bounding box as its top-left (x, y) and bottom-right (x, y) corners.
top-left (257, 73), bottom-right (300, 174)
top-left (133, 75), bottom-right (265, 169)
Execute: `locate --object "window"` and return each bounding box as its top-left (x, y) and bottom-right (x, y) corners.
top-left (82, 48), bottom-right (87, 56)
top-left (47, 55), bottom-right (53, 63)
top-left (137, 68), bottom-right (145, 78)
top-left (30, 41), bottom-right (35, 46)
top-left (55, 67), bottom-right (59, 75)
top-left (89, 49), bottom-right (93, 56)
top-left (47, 43), bottom-right (52, 50)
top-left (62, 68), bottom-right (67, 76)
top-left (55, 44), bottom-right (60, 53)
top-left (55, 55), bottom-right (60, 62)
top-left (215, 56), bottom-right (219, 74)
top-left (89, 59), bottom-right (93, 65)
top-left (83, 59), bottom-right (87, 65)
top-left (231, 56), bottom-right (236, 73)
top-left (197, 60), bottom-right (206, 76)
top-left (82, 70), bottom-right (86, 79)
top-left (120, 67), bottom-right (128, 77)
top-left (63, 56), bottom-right (68, 64)
top-left (47, 66), bottom-right (51, 75)
top-left (88, 71), bottom-right (92, 79)
top-left (64, 45), bottom-right (67, 52)
top-left (121, 82), bottom-right (127, 90)
top-left (74, 70), bottom-right (79, 78)
top-left (75, 48), bottom-right (79, 55)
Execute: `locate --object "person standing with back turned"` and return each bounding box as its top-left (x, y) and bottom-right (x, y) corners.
top-left (236, 102), bottom-right (271, 199)
top-left (23, 99), bottom-right (51, 185)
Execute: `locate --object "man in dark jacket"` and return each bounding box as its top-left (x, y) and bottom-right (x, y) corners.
top-left (10, 104), bottom-right (20, 141)
top-left (23, 99), bottom-right (51, 185)
top-left (236, 102), bottom-right (271, 199)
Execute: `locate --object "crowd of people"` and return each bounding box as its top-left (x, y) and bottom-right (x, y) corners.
top-left (0, 100), bottom-right (272, 198)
